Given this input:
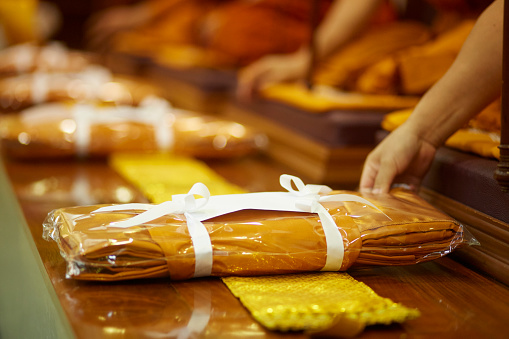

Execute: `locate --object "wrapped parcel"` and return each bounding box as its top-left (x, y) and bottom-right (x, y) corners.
top-left (43, 175), bottom-right (469, 281)
top-left (0, 42), bottom-right (92, 76)
top-left (0, 98), bottom-right (265, 159)
top-left (0, 65), bottom-right (160, 111)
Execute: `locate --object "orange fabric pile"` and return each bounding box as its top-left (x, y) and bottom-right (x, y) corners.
top-left (466, 98), bottom-right (501, 134)
top-left (356, 20), bottom-right (476, 95)
top-left (44, 188), bottom-right (466, 281)
top-left (314, 21), bottom-right (433, 92)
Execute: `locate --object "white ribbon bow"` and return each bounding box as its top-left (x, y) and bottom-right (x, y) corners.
top-left (91, 175), bottom-right (384, 277)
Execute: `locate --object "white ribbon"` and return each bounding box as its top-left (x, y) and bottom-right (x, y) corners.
top-left (74, 65), bottom-right (112, 97)
top-left (29, 65), bottom-right (112, 105)
top-left (279, 174), bottom-right (382, 271)
top-left (95, 182), bottom-right (213, 278)
top-left (91, 175), bottom-right (384, 276)
top-left (280, 174), bottom-right (342, 270)
top-left (73, 97), bottom-right (174, 157)
top-left (31, 72), bottom-right (49, 104)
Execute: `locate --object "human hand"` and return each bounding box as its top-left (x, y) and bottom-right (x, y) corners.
top-left (86, 4), bottom-right (150, 51)
top-left (359, 124), bottom-right (437, 194)
top-left (236, 47), bottom-right (310, 101)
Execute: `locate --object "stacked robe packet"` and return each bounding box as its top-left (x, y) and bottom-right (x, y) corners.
top-left (43, 175), bottom-right (474, 281)
top-left (0, 96), bottom-right (265, 159)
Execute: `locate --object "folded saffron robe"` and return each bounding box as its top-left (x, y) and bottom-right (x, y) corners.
top-left (0, 101), bottom-right (265, 159)
top-left (43, 187), bottom-right (468, 281)
top-left (0, 67), bottom-right (161, 112)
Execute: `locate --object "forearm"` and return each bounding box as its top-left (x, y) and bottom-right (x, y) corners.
top-left (405, 0), bottom-right (503, 147)
top-left (314, 0), bottom-right (385, 59)
top-left (146, 0), bottom-right (185, 21)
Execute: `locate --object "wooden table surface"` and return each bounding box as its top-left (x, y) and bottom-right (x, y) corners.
top-left (1, 155), bottom-right (509, 339)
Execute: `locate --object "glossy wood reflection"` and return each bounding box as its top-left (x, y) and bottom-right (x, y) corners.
top-left (3, 156), bottom-right (509, 339)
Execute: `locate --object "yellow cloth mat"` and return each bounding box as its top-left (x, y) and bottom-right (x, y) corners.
top-left (382, 109), bottom-right (500, 159)
top-left (108, 152), bottom-right (420, 333)
top-left (261, 83), bottom-right (419, 113)
top-left (109, 152), bottom-right (245, 203)
top-left (222, 272), bottom-right (419, 333)
top-left (0, 0), bottom-right (37, 44)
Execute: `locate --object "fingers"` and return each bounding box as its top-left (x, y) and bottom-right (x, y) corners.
top-left (359, 152), bottom-right (396, 194)
top-left (236, 63), bottom-right (266, 101)
top-left (236, 58), bottom-right (279, 101)
top-left (359, 131), bottom-right (437, 194)
top-left (237, 51), bottom-right (307, 101)
top-left (359, 155), bottom-right (378, 192)
top-left (372, 157), bottom-right (398, 194)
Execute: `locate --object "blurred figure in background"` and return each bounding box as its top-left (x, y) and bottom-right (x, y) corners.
top-left (85, 0), bottom-right (396, 68)
top-left (236, 0), bottom-right (492, 99)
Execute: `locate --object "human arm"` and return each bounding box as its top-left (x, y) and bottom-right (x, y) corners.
top-left (236, 0), bottom-right (385, 100)
top-left (86, 2), bottom-right (154, 51)
top-left (359, 0), bottom-right (503, 193)
top-left (86, 0), bottom-right (188, 51)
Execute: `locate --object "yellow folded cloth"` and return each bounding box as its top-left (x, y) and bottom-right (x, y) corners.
top-left (222, 272), bottom-right (419, 333)
top-left (0, 0), bottom-right (38, 45)
top-left (261, 83), bottom-right (419, 113)
top-left (109, 152), bottom-right (246, 202)
top-left (382, 107), bottom-right (501, 159)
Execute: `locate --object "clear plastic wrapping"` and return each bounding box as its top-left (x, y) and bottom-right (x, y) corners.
top-left (43, 184), bottom-right (474, 281)
top-left (0, 42), bottom-right (93, 77)
top-left (0, 65), bottom-right (161, 112)
top-left (0, 98), bottom-right (266, 159)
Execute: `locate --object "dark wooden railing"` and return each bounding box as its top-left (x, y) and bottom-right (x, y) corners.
top-left (495, 0), bottom-right (509, 192)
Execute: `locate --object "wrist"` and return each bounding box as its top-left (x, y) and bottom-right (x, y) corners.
top-left (399, 119), bottom-right (442, 149)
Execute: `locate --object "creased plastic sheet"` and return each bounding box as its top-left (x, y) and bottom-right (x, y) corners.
top-left (43, 177), bottom-right (471, 281)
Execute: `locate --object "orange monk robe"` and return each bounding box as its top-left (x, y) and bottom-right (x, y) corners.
top-left (113, 0), bottom-right (228, 56)
top-left (353, 0), bottom-right (493, 96)
top-left (355, 19), bottom-right (475, 96)
top-left (313, 21), bottom-right (433, 92)
top-left (199, 0), bottom-right (397, 67)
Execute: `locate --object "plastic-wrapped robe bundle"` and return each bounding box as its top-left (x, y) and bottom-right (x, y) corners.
top-left (0, 42), bottom-right (93, 77)
top-left (0, 65), bottom-right (160, 111)
top-left (0, 97), bottom-right (266, 159)
top-left (43, 175), bottom-right (474, 281)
